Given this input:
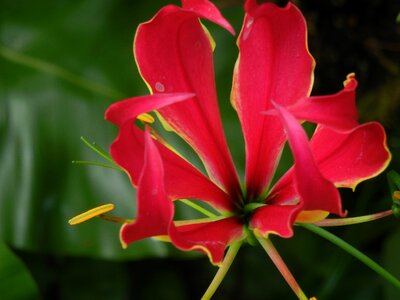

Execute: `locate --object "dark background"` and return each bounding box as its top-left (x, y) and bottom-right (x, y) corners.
top-left (1, 0), bottom-right (400, 299)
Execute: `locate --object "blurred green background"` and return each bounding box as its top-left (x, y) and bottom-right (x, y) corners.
top-left (1, 0), bottom-right (400, 299)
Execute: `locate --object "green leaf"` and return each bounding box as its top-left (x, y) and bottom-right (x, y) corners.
top-left (0, 0), bottom-right (190, 260)
top-left (0, 241), bottom-right (40, 299)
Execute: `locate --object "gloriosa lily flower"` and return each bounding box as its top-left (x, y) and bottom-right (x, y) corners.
top-left (71, 0), bottom-right (392, 298)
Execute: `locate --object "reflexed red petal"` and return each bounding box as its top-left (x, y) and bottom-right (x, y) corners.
top-left (105, 93), bottom-right (194, 126)
top-left (135, 4), bottom-right (240, 195)
top-left (120, 130), bottom-right (243, 261)
top-left (250, 205), bottom-right (301, 238)
top-left (181, 0), bottom-right (235, 34)
top-left (311, 122), bottom-right (391, 190)
top-left (111, 123), bottom-right (234, 211)
top-left (274, 103), bottom-right (344, 216)
top-left (232, 2), bottom-right (314, 198)
top-left (267, 121), bottom-right (391, 215)
top-left (286, 74), bottom-right (358, 130)
top-left (170, 217), bottom-right (244, 265)
top-left (120, 129), bottom-right (173, 246)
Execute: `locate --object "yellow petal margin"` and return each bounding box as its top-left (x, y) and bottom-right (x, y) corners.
top-left (296, 210), bottom-right (330, 223)
top-left (68, 203), bottom-right (115, 225)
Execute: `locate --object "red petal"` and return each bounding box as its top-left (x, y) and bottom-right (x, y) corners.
top-left (310, 122), bottom-right (391, 190)
top-left (119, 130), bottom-right (243, 265)
top-left (267, 122), bottom-right (391, 213)
top-left (244, 0), bottom-right (258, 12)
top-left (111, 123), bottom-right (234, 211)
top-left (181, 0), bottom-right (235, 34)
top-left (232, 2), bottom-right (314, 198)
top-left (120, 129), bottom-right (173, 246)
top-left (286, 74), bottom-right (358, 130)
top-left (135, 4), bottom-right (240, 195)
top-left (170, 217), bottom-right (244, 265)
top-left (267, 170), bottom-right (297, 206)
top-left (250, 205), bottom-right (301, 238)
top-left (105, 93), bottom-right (194, 126)
top-left (274, 103), bottom-right (344, 216)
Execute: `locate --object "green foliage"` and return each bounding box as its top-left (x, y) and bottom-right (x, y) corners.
top-left (0, 242), bottom-right (40, 299)
top-left (0, 0), bottom-right (181, 260)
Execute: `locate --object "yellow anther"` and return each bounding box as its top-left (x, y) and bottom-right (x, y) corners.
top-left (68, 203), bottom-right (115, 225)
top-left (343, 72), bottom-right (356, 86)
top-left (309, 297), bottom-right (317, 300)
top-left (137, 113), bottom-right (155, 124)
top-left (394, 191), bottom-right (400, 200)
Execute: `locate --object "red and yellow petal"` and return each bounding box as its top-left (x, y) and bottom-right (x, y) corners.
top-left (134, 3), bottom-right (240, 195)
top-left (120, 129), bottom-right (173, 247)
top-left (310, 122), bottom-right (391, 190)
top-left (250, 205), bottom-right (301, 238)
top-left (273, 103), bottom-right (344, 216)
top-left (120, 129), bottom-right (244, 265)
top-left (286, 74), bottom-right (358, 130)
top-left (111, 123), bottom-right (234, 212)
top-left (181, 0), bottom-right (235, 34)
top-left (170, 217), bottom-right (244, 266)
top-left (232, 2), bottom-right (315, 198)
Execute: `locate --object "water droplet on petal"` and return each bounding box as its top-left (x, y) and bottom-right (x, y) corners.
top-left (246, 17), bottom-right (254, 29)
top-left (155, 82), bottom-right (165, 92)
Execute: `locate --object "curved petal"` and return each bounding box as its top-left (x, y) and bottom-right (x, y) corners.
top-left (286, 74), bottom-right (358, 130)
top-left (135, 3), bottom-right (240, 196)
top-left (181, 0), bottom-right (235, 34)
top-left (267, 121), bottom-right (391, 221)
top-left (120, 129), bottom-right (173, 247)
top-left (310, 122), bottom-right (391, 190)
top-left (250, 205), bottom-right (301, 238)
top-left (274, 103), bottom-right (344, 216)
top-left (231, 2), bottom-right (314, 198)
top-left (120, 130), bottom-right (243, 265)
top-left (105, 93), bottom-right (194, 126)
top-left (111, 123), bottom-right (234, 211)
top-left (170, 217), bottom-right (244, 266)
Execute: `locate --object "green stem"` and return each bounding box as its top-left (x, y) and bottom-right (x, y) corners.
top-left (80, 136), bottom-right (115, 163)
top-left (300, 223), bottom-right (400, 289)
top-left (179, 199), bottom-right (217, 218)
top-left (257, 237), bottom-right (308, 300)
top-left (313, 210), bottom-right (393, 227)
top-left (72, 160), bottom-right (123, 171)
top-left (201, 242), bottom-right (241, 300)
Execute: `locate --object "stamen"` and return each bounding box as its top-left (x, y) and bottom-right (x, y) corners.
top-left (98, 214), bottom-right (133, 223)
top-left (179, 199), bottom-right (218, 218)
top-left (68, 204), bottom-right (115, 225)
top-left (312, 210), bottom-right (393, 227)
top-left (393, 191), bottom-right (400, 200)
top-left (137, 113), bottom-right (155, 124)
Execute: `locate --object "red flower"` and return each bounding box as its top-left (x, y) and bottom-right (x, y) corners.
top-left (105, 0), bottom-right (390, 266)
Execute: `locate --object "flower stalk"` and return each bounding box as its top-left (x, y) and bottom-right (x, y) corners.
top-left (202, 242), bottom-right (242, 300)
top-left (257, 237), bottom-right (308, 300)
